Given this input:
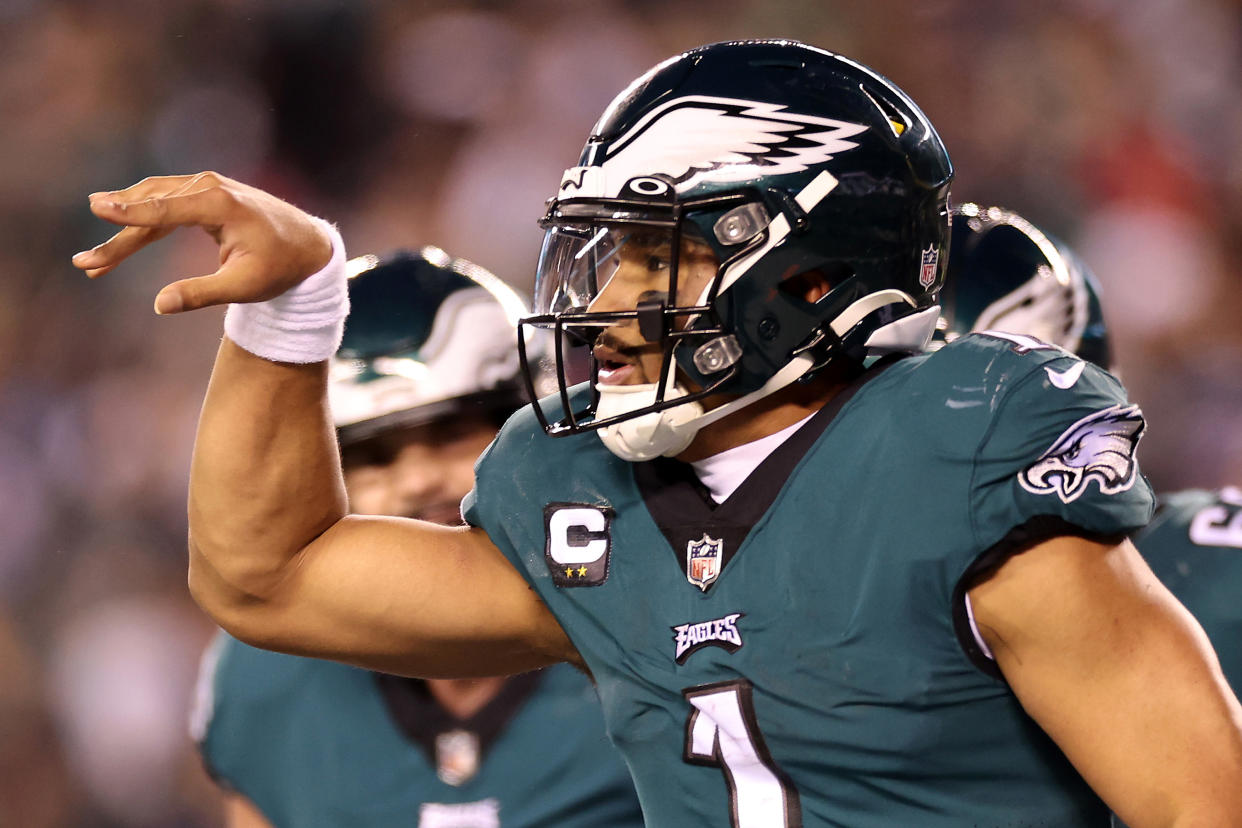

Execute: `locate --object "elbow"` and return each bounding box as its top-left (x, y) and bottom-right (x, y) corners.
top-left (186, 536), bottom-right (281, 647)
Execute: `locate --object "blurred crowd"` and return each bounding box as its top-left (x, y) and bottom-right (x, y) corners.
top-left (2, 0), bottom-right (1241, 824)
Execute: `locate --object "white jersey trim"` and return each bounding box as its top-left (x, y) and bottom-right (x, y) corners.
top-left (963, 594), bottom-right (995, 662)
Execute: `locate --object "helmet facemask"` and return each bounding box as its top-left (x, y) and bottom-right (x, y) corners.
top-left (520, 188), bottom-right (764, 460)
top-left (519, 183), bottom-right (882, 461)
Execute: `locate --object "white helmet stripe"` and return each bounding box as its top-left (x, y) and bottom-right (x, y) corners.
top-left (708, 170), bottom-right (841, 302)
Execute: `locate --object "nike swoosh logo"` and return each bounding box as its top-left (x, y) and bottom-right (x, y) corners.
top-left (1045, 361), bottom-right (1086, 389)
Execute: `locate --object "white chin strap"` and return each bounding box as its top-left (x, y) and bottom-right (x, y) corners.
top-left (593, 299), bottom-right (941, 463)
top-left (595, 355), bottom-right (816, 462)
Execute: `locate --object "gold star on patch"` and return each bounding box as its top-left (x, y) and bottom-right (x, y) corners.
top-left (564, 566), bottom-right (574, 578)
top-left (577, 566), bottom-right (588, 577)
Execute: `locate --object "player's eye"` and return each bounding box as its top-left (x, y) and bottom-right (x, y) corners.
top-left (646, 254), bottom-right (670, 272)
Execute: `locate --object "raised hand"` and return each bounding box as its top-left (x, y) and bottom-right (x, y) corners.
top-left (71, 172), bottom-right (332, 315)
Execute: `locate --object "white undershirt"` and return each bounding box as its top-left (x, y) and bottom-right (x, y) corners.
top-left (689, 414), bottom-right (815, 504)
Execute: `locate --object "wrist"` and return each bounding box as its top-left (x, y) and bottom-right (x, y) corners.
top-left (223, 218), bottom-right (350, 364)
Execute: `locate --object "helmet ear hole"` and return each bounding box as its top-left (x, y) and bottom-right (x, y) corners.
top-left (779, 264), bottom-right (849, 305)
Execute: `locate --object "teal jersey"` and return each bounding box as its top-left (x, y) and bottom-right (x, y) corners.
top-left (1136, 487), bottom-right (1242, 693)
top-left (464, 334), bottom-right (1154, 828)
top-left (193, 633), bottom-right (642, 828)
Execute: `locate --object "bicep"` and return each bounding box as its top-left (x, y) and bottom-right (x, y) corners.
top-left (210, 515), bottom-right (579, 678)
top-left (969, 535), bottom-right (1242, 826)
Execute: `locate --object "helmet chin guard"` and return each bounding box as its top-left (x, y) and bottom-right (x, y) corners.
top-left (595, 382), bottom-right (706, 462)
top-left (594, 353), bottom-right (820, 461)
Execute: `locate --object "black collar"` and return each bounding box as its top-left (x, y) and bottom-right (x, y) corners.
top-left (374, 671), bottom-right (543, 772)
top-left (634, 357), bottom-right (903, 589)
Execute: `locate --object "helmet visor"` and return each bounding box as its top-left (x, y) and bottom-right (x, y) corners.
top-left (532, 222), bottom-right (719, 333)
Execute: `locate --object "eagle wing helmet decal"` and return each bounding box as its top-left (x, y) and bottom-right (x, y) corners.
top-left (1018, 404), bottom-right (1146, 504)
top-left (558, 95), bottom-right (869, 200)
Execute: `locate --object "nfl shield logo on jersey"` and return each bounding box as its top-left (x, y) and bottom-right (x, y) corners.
top-left (919, 245), bottom-right (939, 289)
top-left (435, 729), bottom-right (480, 786)
top-left (686, 534), bottom-right (724, 591)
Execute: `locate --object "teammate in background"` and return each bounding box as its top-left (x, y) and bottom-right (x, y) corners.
top-left (941, 201), bottom-right (1242, 828)
top-left (935, 203), bottom-right (1112, 368)
top-left (189, 249), bottom-right (642, 828)
top-left (77, 41), bottom-right (1242, 827)
top-left (943, 201), bottom-right (1242, 694)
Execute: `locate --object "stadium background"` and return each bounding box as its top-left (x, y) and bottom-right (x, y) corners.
top-left (2, 0), bottom-right (1240, 824)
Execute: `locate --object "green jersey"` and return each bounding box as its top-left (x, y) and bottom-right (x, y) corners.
top-left (464, 334), bottom-right (1154, 827)
top-left (1136, 487), bottom-right (1242, 692)
top-left (193, 633), bottom-right (642, 828)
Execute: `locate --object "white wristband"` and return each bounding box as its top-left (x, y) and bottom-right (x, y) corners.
top-left (223, 218), bottom-right (350, 364)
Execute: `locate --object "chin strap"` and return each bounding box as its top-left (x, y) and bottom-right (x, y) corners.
top-left (595, 355), bottom-right (816, 462)
top-left (593, 300), bottom-right (939, 463)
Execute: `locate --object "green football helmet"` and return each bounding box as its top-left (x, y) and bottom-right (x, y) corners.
top-left (332, 247), bottom-right (544, 447)
top-left (518, 39), bottom-right (953, 461)
top-left (937, 203), bottom-right (1112, 370)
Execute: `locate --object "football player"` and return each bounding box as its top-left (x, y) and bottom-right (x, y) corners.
top-left (76, 40), bottom-right (1242, 826)
top-left (189, 249), bottom-right (641, 828)
top-left (942, 202), bottom-right (1242, 828)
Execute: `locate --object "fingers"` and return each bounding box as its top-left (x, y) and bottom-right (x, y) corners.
top-left (73, 173), bottom-right (231, 274)
top-left (73, 225), bottom-right (176, 276)
top-left (87, 186), bottom-right (232, 230)
top-left (76, 171), bottom-right (330, 315)
top-left (154, 254), bottom-right (272, 315)
top-left (90, 171), bottom-right (228, 204)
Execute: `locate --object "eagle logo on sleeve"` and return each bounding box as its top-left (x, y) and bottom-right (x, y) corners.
top-left (1017, 404), bottom-right (1146, 504)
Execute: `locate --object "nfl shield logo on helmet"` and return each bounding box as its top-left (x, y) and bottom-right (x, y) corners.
top-left (919, 245), bottom-right (939, 289)
top-left (686, 534), bottom-right (724, 591)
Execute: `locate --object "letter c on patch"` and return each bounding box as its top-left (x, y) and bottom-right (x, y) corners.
top-left (547, 507), bottom-right (609, 565)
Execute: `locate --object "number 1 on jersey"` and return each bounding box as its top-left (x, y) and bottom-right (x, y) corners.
top-left (683, 680), bottom-right (802, 828)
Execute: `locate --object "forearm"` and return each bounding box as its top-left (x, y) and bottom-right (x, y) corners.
top-left (187, 337), bottom-right (348, 620)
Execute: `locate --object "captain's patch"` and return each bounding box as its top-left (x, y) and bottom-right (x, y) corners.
top-left (544, 503), bottom-right (613, 587)
top-left (672, 612), bottom-right (744, 664)
top-left (1018, 405), bottom-right (1145, 504)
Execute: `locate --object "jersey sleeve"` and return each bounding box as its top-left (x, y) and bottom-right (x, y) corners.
top-left (187, 631), bottom-right (308, 796)
top-left (461, 400), bottom-right (570, 595)
top-left (189, 631), bottom-right (252, 789)
top-left (460, 434), bottom-right (539, 589)
top-left (969, 356), bottom-right (1155, 554)
top-left (188, 631), bottom-right (228, 781)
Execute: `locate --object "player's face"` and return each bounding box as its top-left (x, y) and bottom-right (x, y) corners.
top-left (581, 228), bottom-right (719, 387)
top-left (340, 415), bottom-right (497, 524)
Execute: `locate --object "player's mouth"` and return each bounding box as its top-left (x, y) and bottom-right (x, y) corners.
top-left (593, 340), bottom-right (648, 385)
